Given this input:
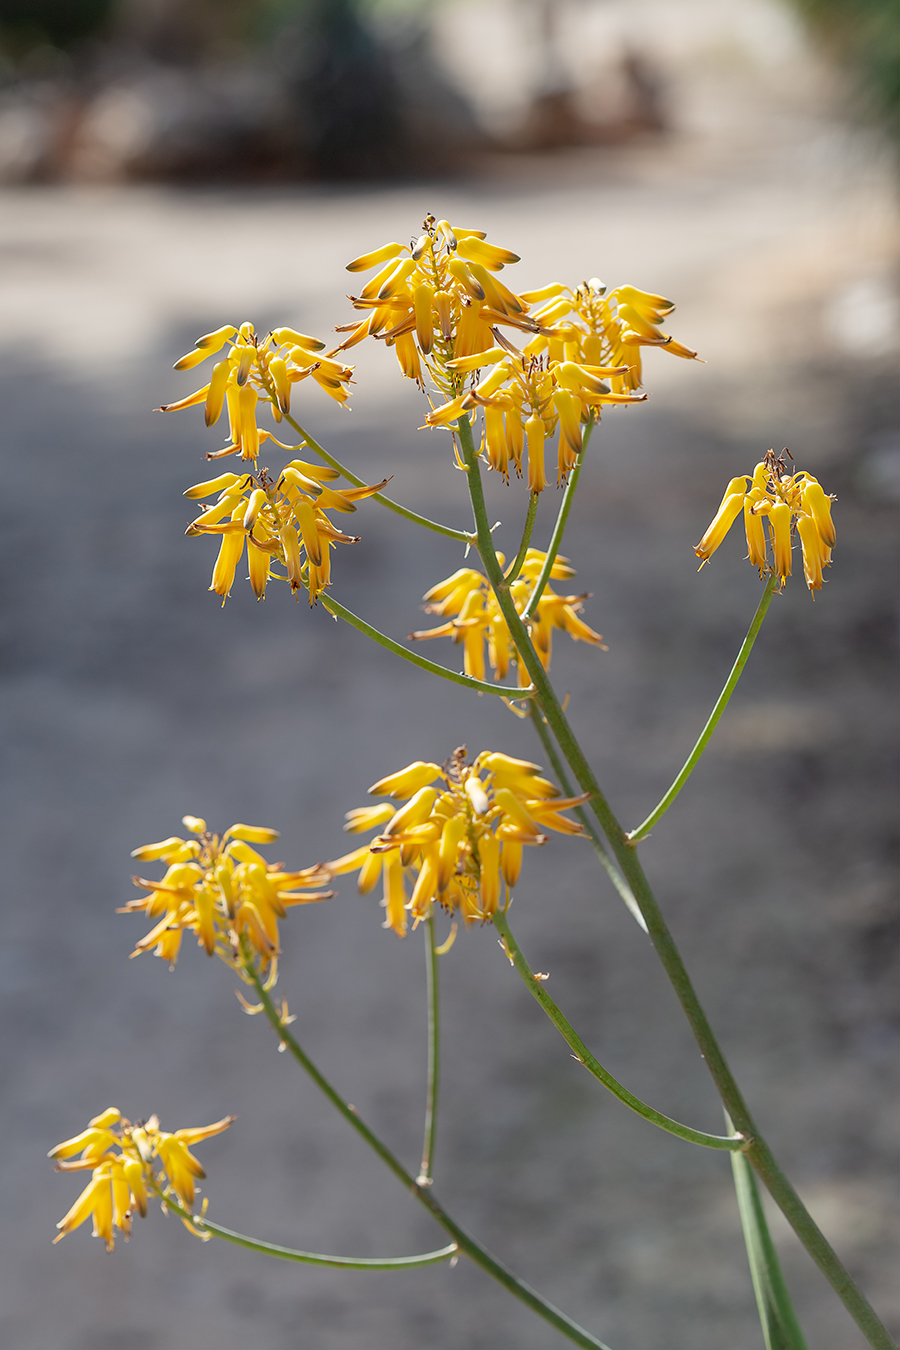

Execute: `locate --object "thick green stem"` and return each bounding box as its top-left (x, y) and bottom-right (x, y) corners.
top-left (417, 908), bottom-right (440, 1187)
top-left (629, 574), bottom-right (779, 842)
top-left (456, 415), bottom-right (894, 1349)
top-left (504, 492), bottom-right (540, 585)
top-left (243, 959), bottom-right (613, 1350)
top-left (154, 1187), bottom-right (457, 1269)
top-left (529, 705), bottom-right (647, 932)
top-left (283, 412), bottom-right (471, 543)
top-left (521, 417), bottom-right (594, 621)
top-left (321, 594), bottom-right (534, 700)
top-left (493, 910), bottom-right (745, 1151)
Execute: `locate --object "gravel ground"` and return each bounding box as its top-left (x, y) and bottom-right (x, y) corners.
top-left (0, 44), bottom-right (897, 1350)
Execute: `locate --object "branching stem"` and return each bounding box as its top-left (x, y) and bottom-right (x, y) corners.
top-left (503, 491), bottom-right (540, 586)
top-left (455, 414), bottom-right (894, 1350)
top-left (153, 1185), bottom-right (457, 1269)
top-left (283, 412), bottom-right (472, 544)
top-left (628, 574), bottom-right (779, 842)
top-left (493, 910), bottom-right (746, 1151)
top-left (521, 418), bottom-right (594, 621)
top-left (321, 594), bottom-right (534, 700)
top-left (528, 705), bottom-right (646, 932)
top-left (417, 907), bottom-right (440, 1187)
top-left (241, 957), bottom-right (614, 1350)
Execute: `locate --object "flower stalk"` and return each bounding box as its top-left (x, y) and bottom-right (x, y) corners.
top-left (282, 412), bottom-right (472, 544)
top-left (241, 954), bottom-right (614, 1350)
top-left (153, 1185), bottom-right (459, 1270)
top-left (493, 909), bottom-right (746, 1151)
top-left (503, 491), bottom-right (540, 586)
top-left (628, 573), bottom-right (780, 842)
top-left (521, 416), bottom-right (594, 620)
top-left (321, 594), bottom-right (535, 700)
top-left (454, 412), bottom-right (894, 1349)
top-left (417, 907), bottom-right (440, 1187)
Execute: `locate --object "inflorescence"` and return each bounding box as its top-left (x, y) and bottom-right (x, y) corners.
top-left (50, 1107), bottom-right (234, 1251)
top-left (327, 748), bottom-right (587, 938)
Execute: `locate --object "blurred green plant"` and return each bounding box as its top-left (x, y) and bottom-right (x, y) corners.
top-left (790, 0), bottom-right (899, 131)
top-left (0, 0), bottom-right (114, 52)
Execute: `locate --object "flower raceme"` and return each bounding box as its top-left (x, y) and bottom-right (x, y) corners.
top-left (122, 816), bottom-right (331, 982)
top-left (326, 748), bottom-right (587, 938)
top-left (695, 450), bottom-right (836, 592)
top-left (183, 461), bottom-right (388, 604)
top-left (409, 549), bottom-right (604, 686)
top-left (160, 321), bottom-right (353, 462)
top-left (50, 1107), bottom-right (234, 1251)
top-left (339, 218), bottom-right (698, 491)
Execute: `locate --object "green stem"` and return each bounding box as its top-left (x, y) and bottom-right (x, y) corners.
top-left (727, 1112), bottom-right (810, 1350)
top-left (504, 492), bottom-right (540, 585)
top-left (243, 959), bottom-right (613, 1350)
top-left (456, 415), bottom-right (895, 1350)
top-left (521, 417), bottom-right (594, 621)
top-left (154, 1187), bottom-right (457, 1269)
top-left (529, 705), bottom-right (647, 933)
top-left (417, 908), bottom-right (440, 1187)
top-left (283, 412), bottom-right (471, 544)
top-left (493, 910), bottom-right (745, 1151)
top-left (320, 594), bottom-right (534, 700)
top-left (628, 574), bottom-right (779, 842)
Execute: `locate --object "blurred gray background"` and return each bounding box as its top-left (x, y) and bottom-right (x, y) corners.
top-left (0, 2), bottom-right (897, 1348)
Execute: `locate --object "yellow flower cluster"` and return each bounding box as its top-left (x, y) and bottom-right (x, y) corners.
top-left (183, 461), bottom-right (387, 604)
top-left (327, 749), bottom-right (586, 937)
top-left (160, 321), bottom-right (353, 461)
top-left (339, 217), bottom-right (697, 491)
top-left (122, 817), bottom-right (331, 980)
top-left (50, 1107), bottom-right (234, 1250)
top-left (695, 450), bottom-right (836, 592)
top-left (409, 549), bottom-right (604, 686)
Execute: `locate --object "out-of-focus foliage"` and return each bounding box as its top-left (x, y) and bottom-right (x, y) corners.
top-left (0, 0), bottom-right (114, 51)
top-left (790, 0), bottom-right (899, 132)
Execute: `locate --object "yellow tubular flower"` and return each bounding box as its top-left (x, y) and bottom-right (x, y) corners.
top-left (161, 321), bottom-right (352, 461)
top-left (525, 414), bottom-right (547, 493)
top-left (326, 747), bottom-right (586, 936)
top-left (409, 550), bottom-right (602, 684)
top-left (122, 819), bottom-right (331, 984)
top-left (695, 450), bottom-right (835, 592)
top-left (185, 459), bottom-right (387, 606)
top-left (51, 1110), bottom-right (234, 1250)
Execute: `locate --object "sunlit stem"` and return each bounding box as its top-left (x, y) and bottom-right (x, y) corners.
top-left (529, 705), bottom-right (647, 932)
top-left (241, 954), bottom-right (614, 1350)
top-left (282, 412), bottom-right (472, 544)
top-left (456, 414), bottom-right (894, 1349)
top-left (493, 910), bottom-right (745, 1150)
top-left (151, 1183), bottom-right (457, 1269)
top-left (521, 416), bottom-right (594, 621)
top-left (503, 491), bottom-right (540, 586)
top-left (417, 907), bottom-right (440, 1187)
top-left (628, 574), bottom-right (780, 842)
top-left (320, 594), bottom-right (535, 700)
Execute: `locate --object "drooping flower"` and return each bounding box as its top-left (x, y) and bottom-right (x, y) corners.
top-left (183, 459), bottom-right (388, 604)
top-left (340, 220), bottom-right (697, 491)
top-left (409, 549), bottom-right (604, 686)
top-left (326, 747), bottom-right (587, 937)
top-left (695, 449), bottom-right (836, 592)
top-left (50, 1108), bottom-right (234, 1250)
top-left (122, 817), bottom-right (331, 983)
top-left (159, 321), bottom-right (353, 462)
